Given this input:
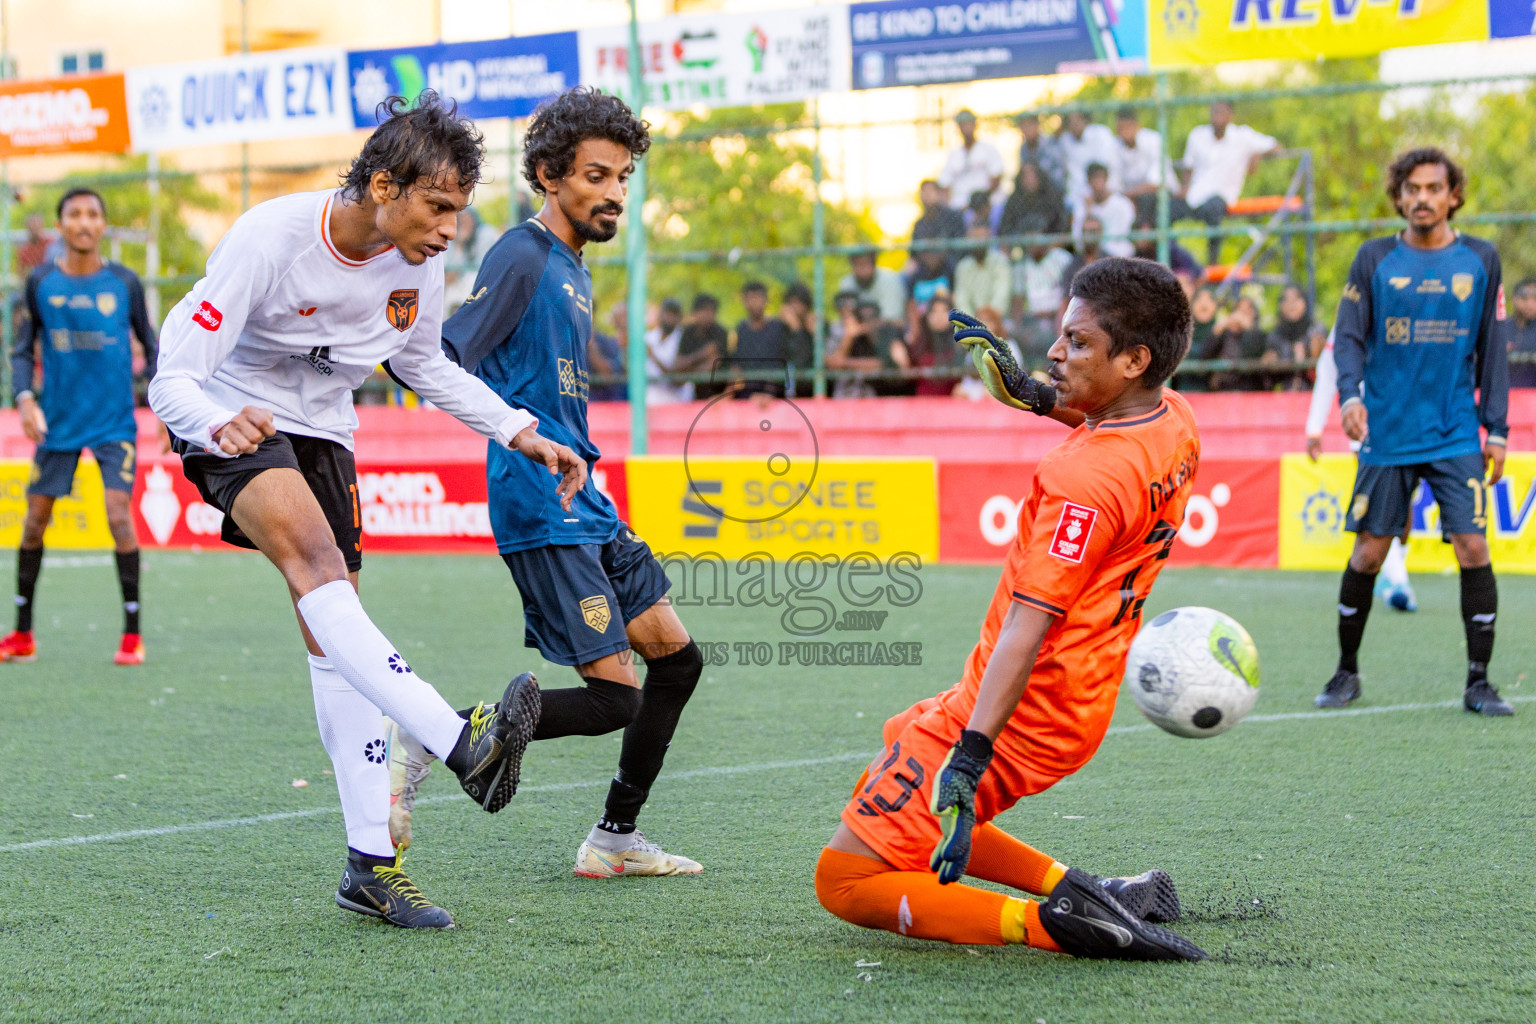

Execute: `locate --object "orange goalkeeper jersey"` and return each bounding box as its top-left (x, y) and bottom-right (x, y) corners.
top-left (937, 389), bottom-right (1200, 779)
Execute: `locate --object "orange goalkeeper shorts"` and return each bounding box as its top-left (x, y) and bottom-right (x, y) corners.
top-left (840, 696), bottom-right (1065, 872)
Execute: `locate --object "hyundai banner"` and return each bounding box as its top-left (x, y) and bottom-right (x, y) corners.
top-left (580, 7), bottom-right (850, 111)
top-left (126, 48), bottom-right (352, 151)
top-left (850, 0), bottom-right (1147, 89)
top-left (347, 34), bottom-right (579, 127)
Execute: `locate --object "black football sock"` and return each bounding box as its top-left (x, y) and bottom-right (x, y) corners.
top-left (532, 677), bottom-right (641, 741)
top-left (14, 546), bottom-right (42, 633)
top-left (1336, 565), bottom-right (1377, 674)
top-left (1460, 564), bottom-right (1497, 683)
top-left (347, 846), bottom-right (395, 871)
top-left (602, 641), bottom-right (703, 829)
top-left (115, 550), bottom-right (140, 635)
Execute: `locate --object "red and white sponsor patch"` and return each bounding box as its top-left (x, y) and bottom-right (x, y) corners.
top-left (1048, 502), bottom-right (1098, 563)
top-left (1496, 284), bottom-right (1506, 321)
top-left (192, 300), bottom-right (223, 331)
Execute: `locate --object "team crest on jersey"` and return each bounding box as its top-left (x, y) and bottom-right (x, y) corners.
top-left (1452, 274), bottom-right (1474, 302)
top-left (386, 289), bottom-right (419, 331)
top-left (580, 595), bottom-right (612, 632)
top-left (1049, 502), bottom-right (1098, 563)
top-left (95, 292), bottom-right (117, 317)
top-left (1385, 317), bottom-right (1410, 345)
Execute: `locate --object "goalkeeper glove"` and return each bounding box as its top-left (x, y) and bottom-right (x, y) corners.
top-left (950, 309), bottom-right (1056, 415)
top-left (929, 729), bottom-right (994, 885)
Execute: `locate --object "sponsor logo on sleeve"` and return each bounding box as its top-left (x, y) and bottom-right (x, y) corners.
top-left (386, 288), bottom-right (419, 331)
top-left (191, 300), bottom-right (223, 331)
top-left (1497, 284), bottom-right (1506, 321)
top-left (1340, 282), bottom-right (1361, 303)
top-left (1049, 502), bottom-right (1098, 563)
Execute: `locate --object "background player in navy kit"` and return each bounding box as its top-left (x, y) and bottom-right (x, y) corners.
top-left (387, 89), bottom-right (705, 877)
top-left (2, 188), bottom-right (156, 666)
top-left (1320, 147), bottom-right (1512, 716)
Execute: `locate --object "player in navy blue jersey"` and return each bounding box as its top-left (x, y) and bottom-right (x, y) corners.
top-left (1320, 147), bottom-right (1512, 716)
top-left (382, 88), bottom-right (705, 876)
top-left (2, 188), bottom-right (157, 666)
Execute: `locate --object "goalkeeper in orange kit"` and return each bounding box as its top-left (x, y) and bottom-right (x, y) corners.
top-left (815, 258), bottom-right (1208, 960)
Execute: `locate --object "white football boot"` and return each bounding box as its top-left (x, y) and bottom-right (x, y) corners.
top-left (384, 717), bottom-right (436, 850)
top-left (574, 827), bottom-right (704, 878)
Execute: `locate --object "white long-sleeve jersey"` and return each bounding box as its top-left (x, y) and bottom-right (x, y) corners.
top-left (150, 190), bottom-right (534, 456)
top-left (1305, 330), bottom-right (1337, 439)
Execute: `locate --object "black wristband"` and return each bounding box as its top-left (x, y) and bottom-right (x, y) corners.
top-left (957, 729), bottom-right (994, 763)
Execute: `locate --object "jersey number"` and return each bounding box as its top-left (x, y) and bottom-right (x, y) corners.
top-left (854, 742), bottom-right (926, 817)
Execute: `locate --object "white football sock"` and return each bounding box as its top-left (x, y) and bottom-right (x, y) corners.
top-left (1381, 537), bottom-right (1411, 590)
top-left (311, 655), bottom-right (392, 857)
top-left (297, 580), bottom-right (465, 760)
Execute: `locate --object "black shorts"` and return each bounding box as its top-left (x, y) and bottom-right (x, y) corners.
top-left (1347, 451), bottom-right (1488, 540)
top-left (28, 441), bottom-right (138, 497)
top-left (171, 431), bottom-right (362, 572)
top-left (500, 523), bottom-right (672, 667)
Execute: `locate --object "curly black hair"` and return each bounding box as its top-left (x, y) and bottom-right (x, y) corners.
top-left (1387, 146), bottom-right (1465, 220)
top-left (522, 87), bottom-right (651, 195)
top-left (340, 91), bottom-right (485, 201)
top-left (1069, 257), bottom-right (1192, 388)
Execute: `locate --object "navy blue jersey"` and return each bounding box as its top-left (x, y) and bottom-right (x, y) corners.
top-left (12, 262), bottom-right (157, 451)
top-left (440, 219), bottom-right (618, 554)
top-left (1334, 233), bottom-right (1507, 466)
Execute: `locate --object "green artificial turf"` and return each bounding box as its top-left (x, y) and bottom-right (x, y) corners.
top-left (0, 552), bottom-right (1532, 1023)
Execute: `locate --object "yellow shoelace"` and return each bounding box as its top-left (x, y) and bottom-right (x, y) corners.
top-left (467, 702), bottom-right (494, 744)
top-left (374, 852), bottom-right (435, 910)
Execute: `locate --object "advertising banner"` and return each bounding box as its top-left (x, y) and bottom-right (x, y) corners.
top-left (580, 7), bottom-right (850, 111)
top-left (850, 0), bottom-right (1147, 90)
top-left (0, 73), bottom-right (129, 158)
top-left (0, 459), bottom-right (114, 548)
top-left (1149, 0), bottom-right (1489, 67)
top-left (133, 458), bottom-right (627, 555)
top-left (624, 456), bottom-right (937, 561)
top-left (125, 48), bottom-right (351, 152)
top-left (1278, 453), bottom-right (1536, 572)
top-left (939, 458), bottom-right (1278, 566)
top-left (347, 34), bottom-right (579, 127)
top-left (1489, 0), bottom-right (1535, 37)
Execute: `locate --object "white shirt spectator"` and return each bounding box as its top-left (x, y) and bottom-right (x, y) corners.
top-left (645, 325), bottom-right (691, 404)
top-left (1074, 192), bottom-right (1137, 259)
top-left (1013, 247), bottom-right (1075, 317)
top-left (837, 267), bottom-right (907, 323)
top-left (1183, 123), bottom-right (1280, 209)
top-left (939, 139), bottom-right (1006, 210)
top-left (952, 248), bottom-right (1012, 318)
top-left (1112, 128), bottom-right (1167, 193)
top-left (1059, 123), bottom-right (1120, 200)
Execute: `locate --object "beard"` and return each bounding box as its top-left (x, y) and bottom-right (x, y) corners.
top-left (567, 197), bottom-right (623, 243)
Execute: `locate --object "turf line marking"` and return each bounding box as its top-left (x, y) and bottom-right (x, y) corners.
top-left (4, 697), bottom-right (1530, 856)
top-left (0, 752), bottom-right (877, 855)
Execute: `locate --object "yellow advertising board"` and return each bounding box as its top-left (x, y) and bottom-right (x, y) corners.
top-left (625, 456), bottom-right (938, 562)
top-left (1149, 0), bottom-right (1489, 67)
top-left (1279, 453), bottom-right (1536, 573)
top-left (0, 458), bottom-right (114, 548)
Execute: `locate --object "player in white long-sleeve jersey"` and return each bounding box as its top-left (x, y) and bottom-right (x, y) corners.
top-left (150, 94), bottom-right (585, 929)
top-left (1306, 329), bottom-right (1415, 611)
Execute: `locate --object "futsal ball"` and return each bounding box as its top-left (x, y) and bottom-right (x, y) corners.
top-left (1123, 606), bottom-right (1259, 738)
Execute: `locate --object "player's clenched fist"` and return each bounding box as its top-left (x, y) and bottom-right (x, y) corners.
top-left (511, 425), bottom-right (588, 512)
top-left (216, 406), bottom-right (276, 455)
top-left (929, 729), bottom-right (994, 884)
top-left (1340, 399), bottom-right (1368, 443)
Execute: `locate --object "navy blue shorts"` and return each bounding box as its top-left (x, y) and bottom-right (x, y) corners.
top-left (29, 441), bottom-right (137, 497)
top-left (1347, 451), bottom-right (1489, 539)
top-left (500, 523), bottom-right (672, 667)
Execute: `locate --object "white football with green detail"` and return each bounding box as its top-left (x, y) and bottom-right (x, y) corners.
top-left (1124, 606), bottom-right (1260, 738)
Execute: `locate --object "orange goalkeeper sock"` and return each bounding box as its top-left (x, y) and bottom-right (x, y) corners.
top-left (815, 847), bottom-right (1061, 949)
top-left (965, 823), bottom-right (1068, 896)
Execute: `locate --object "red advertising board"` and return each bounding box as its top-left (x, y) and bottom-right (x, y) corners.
top-left (938, 459), bottom-right (1279, 567)
top-left (132, 458), bottom-right (629, 555)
